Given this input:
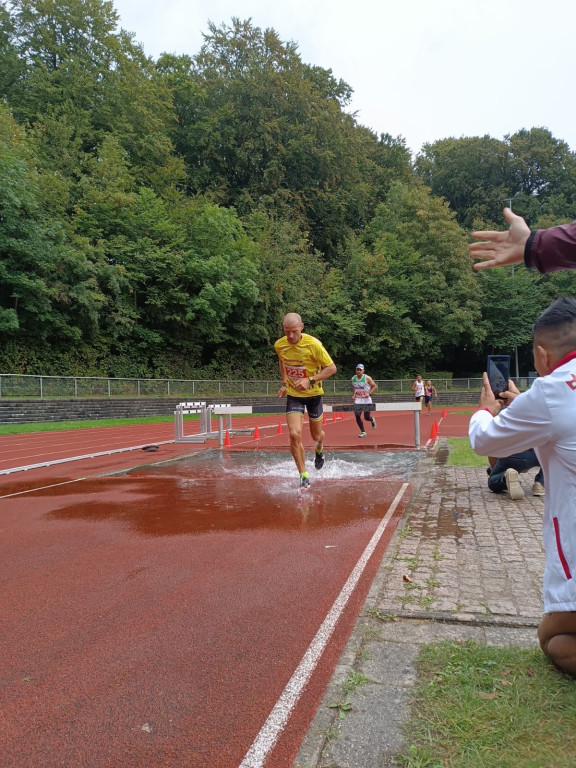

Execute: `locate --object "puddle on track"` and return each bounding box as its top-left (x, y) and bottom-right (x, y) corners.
top-left (45, 450), bottom-right (420, 537)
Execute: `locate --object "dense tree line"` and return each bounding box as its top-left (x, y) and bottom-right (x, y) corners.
top-left (1, 0), bottom-right (576, 379)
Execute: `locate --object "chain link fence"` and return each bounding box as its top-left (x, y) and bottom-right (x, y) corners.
top-left (0, 373), bottom-right (537, 399)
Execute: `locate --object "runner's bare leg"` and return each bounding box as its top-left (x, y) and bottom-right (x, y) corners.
top-left (286, 412), bottom-right (306, 474)
top-left (309, 418), bottom-right (324, 453)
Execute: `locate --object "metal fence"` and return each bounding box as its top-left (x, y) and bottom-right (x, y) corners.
top-left (0, 373), bottom-right (538, 399)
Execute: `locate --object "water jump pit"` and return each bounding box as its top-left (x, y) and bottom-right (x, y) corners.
top-left (45, 449), bottom-right (422, 536)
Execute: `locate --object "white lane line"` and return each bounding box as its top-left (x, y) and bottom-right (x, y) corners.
top-left (238, 482), bottom-right (410, 768)
top-left (0, 441), bottom-right (175, 475)
top-left (0, 477), bottom-right (86, 499)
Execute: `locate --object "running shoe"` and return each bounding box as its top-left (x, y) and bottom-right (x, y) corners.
top-left (299, 472), bottom-right (310, 489)
top-left (358, 431), bottom-right (367, 438)
top-left (504, 468), bottom-right (524, 500)
top-left (532, 481), bottom-right (545, 497)
top-left (371, 418), bottom-right (377, 430)
top-left (314, 450), bottom-right (325, 470)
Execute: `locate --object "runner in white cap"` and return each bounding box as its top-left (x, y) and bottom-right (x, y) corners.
top-left (351, 364), bottom-right (377, 438)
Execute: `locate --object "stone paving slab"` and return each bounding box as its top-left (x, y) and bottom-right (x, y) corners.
top-left (294, 447), bottom-right (546, 768)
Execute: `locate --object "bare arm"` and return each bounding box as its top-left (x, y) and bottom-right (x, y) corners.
top-left (277, 356), bottom-right (287, 397)
top-left (293, 363), bottom-right (337, 392)
top-left (315, 362), bottom-right (337, 382)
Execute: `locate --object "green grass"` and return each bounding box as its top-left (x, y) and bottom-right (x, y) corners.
top-left (0, 415), bottom-right (193, 434)
top-left (0, 411), bottom-right (278, 435)
top-left (397, 640), bottom-right (576, 768)
top-left (445, 437), bottom-right (487, 467)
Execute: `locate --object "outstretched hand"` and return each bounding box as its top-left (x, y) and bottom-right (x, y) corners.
top-left (469, 208), bottom-right (531, 270)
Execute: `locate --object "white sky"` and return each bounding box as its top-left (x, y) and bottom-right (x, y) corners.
top-left (113, 0), bottom-right (575, 156)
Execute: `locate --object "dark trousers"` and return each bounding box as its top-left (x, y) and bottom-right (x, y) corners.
top-left (354, 407), bottom-right (375, 431)
top-left (488, 449), bottom-right (544, 493)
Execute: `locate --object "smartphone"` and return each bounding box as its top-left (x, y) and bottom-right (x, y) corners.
top-left (487, 355), bottom-right (510, 398)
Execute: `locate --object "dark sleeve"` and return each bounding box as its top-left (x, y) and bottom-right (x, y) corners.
top-left (524, 221), bottom-right (576, 273)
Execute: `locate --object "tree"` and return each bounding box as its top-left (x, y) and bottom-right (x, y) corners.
top-left (506, 128), bottom-right (576, 226)
top-left (157, 19), bottom-right (411, 261)
top-left (415, 129), bottom-right (576, 231)
top-left (1, 0), bottom-right (183, 194)
top-left (508, 128), bottom-right (576, 198)
top-left (354, 182), bottom-right (485, 374)
top-left (475, 267), bottom-right (545, 353)
top-left (0, 102), bottom-right (100, 343)
top-left (415, 136), bottom-right (514, 229)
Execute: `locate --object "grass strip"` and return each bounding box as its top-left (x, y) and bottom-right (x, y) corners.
top-left (397, 639), bottom-right (576, 768)
top-left (445, 437), bottom-right (487, 467)
top-left (0, 412), bottom-right (278, 435)
top-left (0, 415), bottom-right (184, 434)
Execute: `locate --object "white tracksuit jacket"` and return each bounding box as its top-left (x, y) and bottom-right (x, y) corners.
top-left (469, 351), bottom-right (576, 614)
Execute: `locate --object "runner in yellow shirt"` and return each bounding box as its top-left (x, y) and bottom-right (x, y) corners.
top-left (275, 313), bottom-right (337, 489)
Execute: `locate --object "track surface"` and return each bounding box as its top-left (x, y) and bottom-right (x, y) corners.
top-left (0, 407), bottom-right (469, 767)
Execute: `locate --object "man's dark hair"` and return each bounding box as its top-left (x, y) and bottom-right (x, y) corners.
top-left (533, 297), bottom-right (576, 332)
top-left (533, 297), bottom-right (576, 356)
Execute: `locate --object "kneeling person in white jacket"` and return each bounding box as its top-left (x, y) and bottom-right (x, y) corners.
top-left (469, 297), bottom-right (576, 676)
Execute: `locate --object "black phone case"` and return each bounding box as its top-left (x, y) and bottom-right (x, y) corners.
top-left (487, 355), bottom-right (510, 397)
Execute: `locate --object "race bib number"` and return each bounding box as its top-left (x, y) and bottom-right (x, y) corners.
top-left (285, 365), bottom-right (307, 379)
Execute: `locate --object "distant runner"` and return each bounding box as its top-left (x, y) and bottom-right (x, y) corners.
top-left (352, 364), bottom-right (377, 437)
top-left (412, 374), bottom-right (425, 404)
top-left (424, 380), bottom-right (437, 415)
top-left (275, 313), bottom-right (337, 489)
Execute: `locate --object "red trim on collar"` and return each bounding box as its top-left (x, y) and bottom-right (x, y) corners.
top-left (551, 350), bottom-right (576, 373)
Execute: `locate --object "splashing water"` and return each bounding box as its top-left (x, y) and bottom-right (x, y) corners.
top-left (218, 450), bottom-right (418, 481)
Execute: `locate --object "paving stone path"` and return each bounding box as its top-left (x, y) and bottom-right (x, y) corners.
top-left (295, 450), bottom-right (546, 768)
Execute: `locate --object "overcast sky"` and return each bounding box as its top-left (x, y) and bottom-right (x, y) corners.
top-left (113, 0), bottom-right (575, 156)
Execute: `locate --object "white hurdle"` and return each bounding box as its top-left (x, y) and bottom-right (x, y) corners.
top-left (174, 401), bottom-right (422, 448)
top-left (211, 405), bottom-right (257, 448)
top-left (325, 402), bottom-right (422, 447)
top-left (174, 401), bottom-right (229, 443)
top-left (174, 402), bottom-right (252, 445)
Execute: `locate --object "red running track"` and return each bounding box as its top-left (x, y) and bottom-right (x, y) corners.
top-left (0, 405), bottom-right (471, 479)
top-left (0, 407), bottom-right (470, 768)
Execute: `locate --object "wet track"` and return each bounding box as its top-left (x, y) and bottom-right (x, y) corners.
top-left (0, 408), bottom-right (469, 767)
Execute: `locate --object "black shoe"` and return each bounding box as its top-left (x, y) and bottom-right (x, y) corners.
top-left (300, 473), bottom-right (310, 489)
top-left (314, 451), bottom-right (325, 470)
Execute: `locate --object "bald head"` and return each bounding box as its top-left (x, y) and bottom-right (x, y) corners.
top-left (283, 312), bottom-right (302, 326)
top-left (282, 313), bottom-right (304, 345)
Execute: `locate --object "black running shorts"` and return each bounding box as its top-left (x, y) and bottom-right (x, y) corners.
top-left (286, 394), bottom-right (323, 421)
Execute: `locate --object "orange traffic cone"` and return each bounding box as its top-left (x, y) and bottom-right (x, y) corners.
top-left (277, 422), bottom-right (283, 435)
top-left (253, 425), bottom-right (260, 439)
top-left (224, 429), bottom-right (231, 447)
top-left (322, 412), bottom-right (326, 424)
top-left (442, 407), bottom-right (447, 418)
